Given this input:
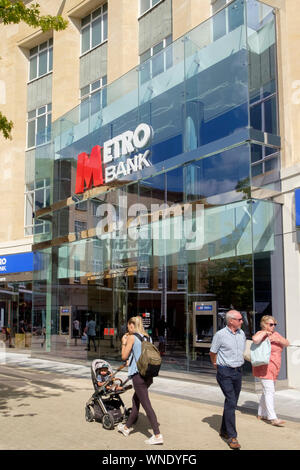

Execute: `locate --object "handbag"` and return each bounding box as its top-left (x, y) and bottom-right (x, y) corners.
top-left (250, 338), bottom-right (271, 367)
top-left (243, 339), bottom-right (252, 362)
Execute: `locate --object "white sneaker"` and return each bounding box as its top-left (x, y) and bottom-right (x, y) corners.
top-left (145, 434), bottom-right (164, 445)
top-left (117, 423), bottom-right (131, 436)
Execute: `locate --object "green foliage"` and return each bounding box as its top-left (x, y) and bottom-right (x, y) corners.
top-left (0, 1), bottom-right (68, 31)
top-left (0, 1), bottom-right (68, 139)
top-left (0, 112), bottom-right (13, 139)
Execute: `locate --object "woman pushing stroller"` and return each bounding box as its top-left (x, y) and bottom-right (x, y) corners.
top-left (118, 316), bottom-right (164, 445)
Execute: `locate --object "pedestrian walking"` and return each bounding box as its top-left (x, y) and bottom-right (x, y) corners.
top-left (252, 315), bottom-right (289, 426)
top-left (73, 319), bottom-right (80, 346)
top-left (85, 316), bottom-right (97, 352)
top-left (209, 310), bottom-right (246, 450)
top-left (117, 316), bottom-right (163, 445)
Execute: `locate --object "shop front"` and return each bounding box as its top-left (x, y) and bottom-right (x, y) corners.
top-left (0, 252), bottom-right (34, 349)
top-left (32, 0), bottom-right (286, 381)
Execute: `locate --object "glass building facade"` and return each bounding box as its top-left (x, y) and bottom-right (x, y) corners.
top-left (32, 0), bottom-right (286, 380)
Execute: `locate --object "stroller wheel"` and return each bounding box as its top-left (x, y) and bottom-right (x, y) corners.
top-left (85, 405), bottom-right (94, 422)
top-left (102, 413), bottom-right (114, 430)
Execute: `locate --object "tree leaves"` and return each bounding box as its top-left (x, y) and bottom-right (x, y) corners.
top-left (0, 1), bottom-right (68, 139)
top-left (0, 112), bottom-right (13, 139)
top-left (0, 1), bottom-right (68, 31)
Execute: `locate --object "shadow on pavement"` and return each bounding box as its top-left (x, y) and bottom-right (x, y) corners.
top-left (0, 367), bottom-right (81, 418)
top-left (126, 413), bottom-right (157, 439)
top-left (202, 414), bottom-right (222, 434)
top-left (237, 401), bottom-right (258, 416)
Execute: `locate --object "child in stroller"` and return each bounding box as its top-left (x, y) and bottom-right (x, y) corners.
top-left (85, 359), bottom-right (132, 430)
top-left (96, 361), bottom-right (123, 392)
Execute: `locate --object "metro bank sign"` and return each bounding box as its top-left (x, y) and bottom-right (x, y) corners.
top-left (75, 123), bottom-right (152, 194)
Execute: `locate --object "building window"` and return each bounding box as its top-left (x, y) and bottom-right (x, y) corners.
top-left (140, 0), bottom-right (162, 16)
top-left (29, 39), bottom-right (53, 81)
top-left (27, 103), bottom-right (52, 149)
top-left (250, 82), bottom-right (278, 136)
top-left (80, 76), bottom-right (107, 121)
top-left (140, 35), bottom-right (172, 84)
top-left (81, 4), bottom-right (108, 55)
top-left (251, 144), bottom-right (279, 177)
top-left (75, 221), bottom-right (87, 236)
top-left (211, 0), bottom-right (244, 41)
top-left (25, 179), bottom-right (50, 236)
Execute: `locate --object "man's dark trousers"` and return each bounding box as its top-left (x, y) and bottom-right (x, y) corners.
top-left (216, 366), bottom-right (242, 438)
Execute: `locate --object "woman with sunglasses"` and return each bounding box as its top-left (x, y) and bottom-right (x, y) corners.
top-left (252, 315), bottom-right (289, 426)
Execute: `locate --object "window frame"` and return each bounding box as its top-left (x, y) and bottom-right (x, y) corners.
top-left (211, 0), bottom-right (245, 41)
top-left (28, 39), bottom-right (53, 83)
top-left (24, 178), bottom-right (51, 236)
top-left (250, 143), bottom-right (280, 178)
top-left (26, 103), bottom-right (52, 150)
top-left (80, 3), bottom-right (108, 56)
top-left (79, 76), bottom-right (107, 121)
top-left (139, 35), bottom-right (172, 84)
top-left (139, 0), bottom-right (163, 18)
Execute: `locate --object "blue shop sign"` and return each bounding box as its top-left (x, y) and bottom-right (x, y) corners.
top-left (295, 188), bottom-right (300, 227)
top-left (196, 305), bottom-right (213, 311)
top-left (0, 252), bottom-right (34, 274)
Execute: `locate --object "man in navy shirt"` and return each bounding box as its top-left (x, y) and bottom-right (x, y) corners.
top-left (210, 310), bottom-right (246, 450)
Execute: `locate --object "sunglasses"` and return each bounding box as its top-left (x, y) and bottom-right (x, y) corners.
top-left (268, 323), bottom-right (277, 327)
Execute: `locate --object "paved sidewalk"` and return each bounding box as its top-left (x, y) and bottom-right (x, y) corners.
top-left (2, 351), bottom-right (300, 422)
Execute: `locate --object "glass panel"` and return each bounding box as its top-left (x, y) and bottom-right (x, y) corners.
top-left (81, 26), bottom-right (90, 53)
top-left (251, 163), bottom-right (263, 177)
top-left (81, 14), bottom-right (90, 27)
top-left (35, 188), bottom-right (44, 210)
top-left (27, 120), bottom-right (36, 148)
top-left (80, 85), bottom-right (90, 98)
top-left (39, 41), bottom-right (48, 51)
top-left (29, 56), bottom-right (37, 81)
top-left (102, 87), bottom-right (107, 108)
top-left (140, 0), bottom-right (150, 14)
top-left (103, 13), bottom-right (108, 40)
top-left (212, 0), bottom-right (226, 14)
top-left (38, 50), bottom-right (48, 76)
top-left (30, 46), bottom-right (38, 56)
top-left (228, 0), bottom-right (244, 32)
top-left (25, 192), bottom-right (34, 226)
top-left (212, 5), bottom-right (226, 41)
top-left (92, 17), bottom-right (102, 48)
top-left (36, 115), bottom-right (46, 146)
top-left (91, 80), bottom-right (100, 91)
top-left (264, 96), bottom-right (277, 134)
top-left (250, 103), bottom-right (262, 131)
top-left (80, 98), bottom-right (89, 121)
top-left (265, 146), bottom-right (278, 156)
top-left (91, 91), bottom-right (100, 115)
top-left (251, 144), bottom-right (262, 163)
top-left (28, 110), bottom-right (36, 119)
top-left (49, 47), bottom-right (53, 71)
top-left (265, 157), bottom-right (277, 172)
top-left (38, 106), bottom-right (46, 115)
top-left (92, 7), bottom-right (102, 19)
top-left (152, 49), bottom-right (164, 77)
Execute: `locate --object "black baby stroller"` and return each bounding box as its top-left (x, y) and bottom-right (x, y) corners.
top-left (85, 359), bottom-right (132, 430)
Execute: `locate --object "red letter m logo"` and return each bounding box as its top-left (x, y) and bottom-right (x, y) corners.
top-left (75, 145), bottom-right (104, 194)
